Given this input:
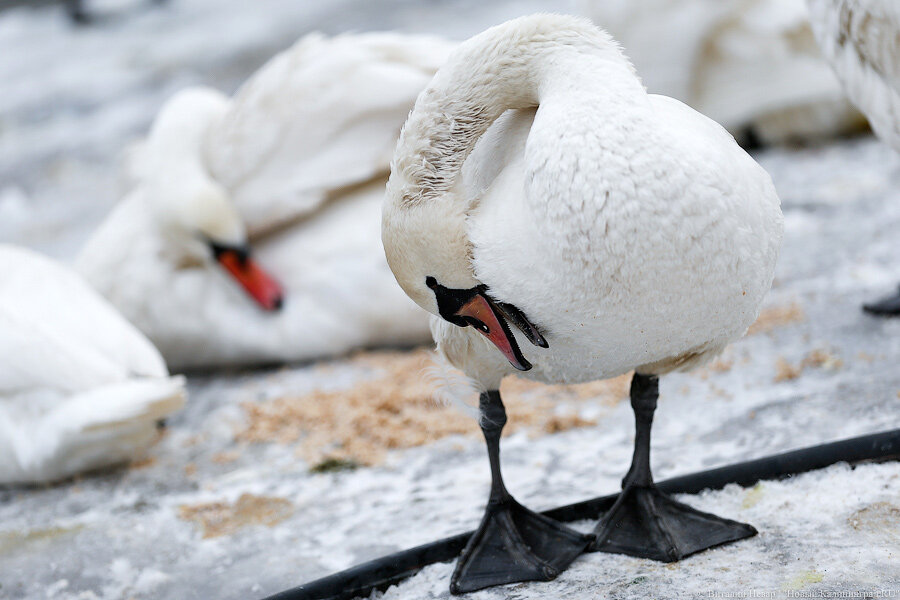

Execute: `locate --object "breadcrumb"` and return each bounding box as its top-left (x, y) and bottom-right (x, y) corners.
top-left (237, 349), bottom-right (629, 466)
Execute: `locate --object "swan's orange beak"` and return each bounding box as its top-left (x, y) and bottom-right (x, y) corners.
top-left (215, 249), bottom-right (283, 311)
top-left (455, 294), bottom-right (532, 371)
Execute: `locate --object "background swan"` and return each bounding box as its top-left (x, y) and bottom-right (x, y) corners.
top-left (807, 0), bottom-right (900, 315)
top-left (581, 0), bottom-right (866, 145)
top-left (78, 32), bottom-right (454, 369)
top-left (0, 245), bottom-right (185, 485)
top-left (383, 14), bottom-right (782, 592)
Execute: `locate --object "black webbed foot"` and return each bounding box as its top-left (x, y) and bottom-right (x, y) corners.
top-left (590, 373), bottom-right (756, 561)
top-left (591, 484), bottom-right (756, 561)
top-left (451, 497), bottom-right (592, 594)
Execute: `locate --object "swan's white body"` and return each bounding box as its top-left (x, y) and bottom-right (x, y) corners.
top-left (383, 15), bottom-right (783, 390)
top-left (78, 33), bottom-right (455, 369)
top-left (807, 0), bottom-right (900, 151)
top-left (582, 0), bottom-right (865, 145)
top-left (0, 245), bottom-right (185, 484)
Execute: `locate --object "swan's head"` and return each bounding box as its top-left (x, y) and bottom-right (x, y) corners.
top-left (383, 185), bottom-right (546, 372)
top-left (141, 87), bottom-right (283, 311)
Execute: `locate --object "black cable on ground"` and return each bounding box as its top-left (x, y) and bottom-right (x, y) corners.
top-left (261, 428), bottom-right (900, 600)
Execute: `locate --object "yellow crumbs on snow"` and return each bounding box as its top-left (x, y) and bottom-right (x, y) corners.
top-left (178, 494), bottom-right (293, 539)
top-left (237, 349), bottom-right (630, 467)
top-left (774, 348), bottom-right (843, 382)
top-left (741, 482), bottom-right (765, 509)
top-left (747, 302), bottom-right (806, 336)
top-left (774, 357), bottom-right (803, 382)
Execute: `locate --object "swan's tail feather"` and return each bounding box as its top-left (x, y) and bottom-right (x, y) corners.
top-left (0, 377), bottom-right (186, 484)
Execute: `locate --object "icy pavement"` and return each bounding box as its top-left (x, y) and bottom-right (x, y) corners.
top-left (1, 135), bottom-right (898, 599)
top-left (2, 1), bottom-right (900, 599)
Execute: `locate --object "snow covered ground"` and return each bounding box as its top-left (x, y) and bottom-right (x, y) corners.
top-left (1, 2), bottom-right (899, 600)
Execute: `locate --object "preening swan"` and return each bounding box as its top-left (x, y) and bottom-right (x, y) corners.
top-left (0, 245), bottom-right (185, 484)
top-left (383, 15), bottom-right (782, 593)
top-left (78, 33), bottom-right (454, 369)
top-left (807, 0), bottom-right (900, 315)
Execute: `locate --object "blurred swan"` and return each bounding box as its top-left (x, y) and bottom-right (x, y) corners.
top-left (0, 245), bottom-right (185, 485)
top-left (807, 0), bottom-right (900, 315)
top-left (582, 0), bottom-right (867, 145)
top-left (78, 32), bottom-right (454, 369)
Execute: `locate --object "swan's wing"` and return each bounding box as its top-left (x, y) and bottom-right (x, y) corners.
top-left (202, 32), bottom-right (456, 234)
top-left (0, 245), bottom-right (169, 398)
top-left (0, 376), bottom-right (185, 484)
top-left (808, 0), bottom-right (900, 149)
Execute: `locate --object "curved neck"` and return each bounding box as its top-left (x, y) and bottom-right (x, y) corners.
top-left (387, 15), bottom-right (632, 208)
top-left (382, 16), bottom-right (637, 309)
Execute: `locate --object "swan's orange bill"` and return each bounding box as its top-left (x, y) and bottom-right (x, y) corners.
top-left (216, 251), bottom-right (284, 311)
top-left (455, 294), bottom-right (532, 371)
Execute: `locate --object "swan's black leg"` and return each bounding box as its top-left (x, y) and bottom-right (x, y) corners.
top-left (450, 390), bottom-right (592, 594)
top-left (590, 373), bottom-right (756, 561)
top-left (863, 284), bottom-right (900, 317)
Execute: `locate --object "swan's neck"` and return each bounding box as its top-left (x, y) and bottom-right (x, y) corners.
top-left (388, 16), bottom-right (634, 208)
top-left (383, 15), bottom-right (637, 309)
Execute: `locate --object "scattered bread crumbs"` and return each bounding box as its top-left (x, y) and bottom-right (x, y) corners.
top-left (178, 493), bottom-right (293, 538)
top-left (693, 355), bottom-right (734, 379)
top-left (742, 482), bottom-right (765, 509)
top-left (211, 451), bottom-right (239, 464)
top-left (708, 358), bottom-right (734, 373)
top-left (709, 384), bottom-right (733, 400)
top-left (183, 463), bottom-right (197, 477)
top-left (129, 456), bottom-right (156, 470)
top-left (747, 302), bottom-right (805, 336)
top-left (803, 348), bottom-right (843, 370)
top-left (774, 348), bottom-right (843, 382)
top-left (774, 357), bottom-right (802, 382)
top-left (237, 349), bottom-right (630, 466)
top-left (847, 502), bottom-right (900, 534)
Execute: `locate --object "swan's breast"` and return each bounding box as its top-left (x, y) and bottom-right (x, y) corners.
top-left (462, 93), bottom-right (781, 383)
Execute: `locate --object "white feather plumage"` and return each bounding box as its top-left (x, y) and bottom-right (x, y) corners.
top-left (582, 0), bottom-right (866, 144)
top-left (78, 32), bottom-right (456, 369)
top-left (0, 245), bottom-right (184, 484)
top-left (807, 0), bottom-right (900, 151)
top-left (383, 14), bottom-right (783, 391)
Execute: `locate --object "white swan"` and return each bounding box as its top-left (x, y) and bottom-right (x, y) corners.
top-left (78, 33), bottom-right (455, 369)
top-left (382, 15), bottom-right (783, 593)
top-left (807, 0), bottom-right (900, 315)
top-left (0, 245), bottom-right (185, 485)
top-left (582, 0), bottom-right (866, 145)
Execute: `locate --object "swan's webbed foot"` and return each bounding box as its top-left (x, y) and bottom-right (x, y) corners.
top-left (450, 496), bottom-right (592, 594)
top-left (863, 285), bottom-right (900, 317)
top-left (450, 390), bottom-right (591, 594)
top-left (591, 484), bottom-right (756, 561)
top-left (589, 373), bottom-right (755, 560)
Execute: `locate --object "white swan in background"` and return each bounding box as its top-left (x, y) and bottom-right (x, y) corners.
top-left (807, 0), bottom-right (900, 316)
top-left (582, 0), bottom-right (866, 145)
top-left (0, 245), bottom-right (185, 485)
top-left (78, 33), bottom-right (455, 369)
top-left (382, 15), bottom-right (782, 593)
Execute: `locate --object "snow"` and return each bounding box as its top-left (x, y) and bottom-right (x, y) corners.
top-left (1, 1), bottom-right (899, 600)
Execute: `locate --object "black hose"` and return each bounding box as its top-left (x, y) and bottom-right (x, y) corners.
top-left (261, 428), bottom-right (900, 600)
